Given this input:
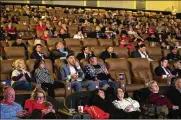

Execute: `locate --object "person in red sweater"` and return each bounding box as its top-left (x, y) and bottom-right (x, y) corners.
top-left (148, 81), bottom-right (179, 110)
top-left (5, 22), bottom-right (17, 40)
top-left (24, 88), bottom-right (56, 119)
top-left (41, 30), bottom-right (50, 41)
top-left (36, 21), bottom-right (46, 36)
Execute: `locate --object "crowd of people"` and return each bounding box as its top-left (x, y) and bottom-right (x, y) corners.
top-left (0, 4), bottom-right (181, 119)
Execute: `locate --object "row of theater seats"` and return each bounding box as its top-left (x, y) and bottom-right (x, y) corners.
top-left (1, 58), bottom-right (173, 98)
top-left (2, 42), bottom-right (175, 61)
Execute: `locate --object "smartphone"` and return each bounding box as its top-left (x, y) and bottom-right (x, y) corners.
top-left (119, 73), bottom-right (125, 80)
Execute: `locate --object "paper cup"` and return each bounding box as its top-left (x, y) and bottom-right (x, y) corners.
top-left (78, 106), bottom-right (84, 113)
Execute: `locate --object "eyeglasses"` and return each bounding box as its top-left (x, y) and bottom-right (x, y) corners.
top-left (36, 96), bottom-right (44, 99)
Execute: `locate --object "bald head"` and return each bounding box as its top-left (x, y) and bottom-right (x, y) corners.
top-left (3, 87), bottom-right (15, 103)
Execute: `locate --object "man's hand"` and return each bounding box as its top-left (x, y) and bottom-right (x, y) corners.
top-left (71, 73), bottom-right (78, 80)
top-left (17, 110), bottom-right (28, 118)
top-left (172, 105), bottom-right (179, 110)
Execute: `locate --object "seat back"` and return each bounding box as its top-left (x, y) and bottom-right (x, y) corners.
top-left (162, 49), bottom-right (170, 58)
top-left (47, 38), bottom-right (63, 47)
top-left (1, 60), bottom-right (14, 81)
top-left (28, 40), bottom-right (46, 47)
top-left (54, 59), bottom-right (66, 80)
top-left (113, 47), bottom-right (129, 58)
top-left (69, 47), bottom-right (82, 57)
top-left (4, 47), bottom-right (25, 60)
top-left (105, 58), bottom-right (131, 84)
top-left (147, 47), bottom-right (162, 61)
top-left (98, 39), bottom-right (113, 47)
top-left (90, 46), bottom-right (106, 57)
top-left (150, 61), bottom-right (160, 76)
top-left (82, 38), bottom-right (98, 47)
top-left (128, 58), bottom-right (153, 84)
top-left (64, 38), bottom-right (82, 47)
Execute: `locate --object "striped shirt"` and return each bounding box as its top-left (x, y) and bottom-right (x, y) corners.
top-left (34, 68), bottom-right (54, 84)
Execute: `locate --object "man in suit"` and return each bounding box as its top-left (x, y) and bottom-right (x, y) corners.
top-left (50, 41), bottom-right (73, 62)
top-left (131, 44), bottom-right (153, 61)
top-left (77, 46), bottom-right (93, 61)
top-left (166, 77), bottom-right (181, 118)
top-left (59, 54), bottom-right (96, 92)
top-left (155, 57), bottom-right (176, 80)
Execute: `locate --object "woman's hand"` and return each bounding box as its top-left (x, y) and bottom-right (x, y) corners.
top-left (125, 105), bottom-right (134, 112)
top-left (172, 105), bottom-right (179, 110)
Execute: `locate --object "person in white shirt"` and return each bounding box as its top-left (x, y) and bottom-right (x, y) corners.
top-left (73, 31), bottom-right (84, 39)
top-left (112, 88), bottom-right (141, 118)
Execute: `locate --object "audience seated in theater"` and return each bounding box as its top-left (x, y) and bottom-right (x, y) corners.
top-left (147, 33), bottom-right (158, 42)
top-left (100, 46), bottom-right (118, 61)
top-left (160, 41), bottom-right (168, 49)
top-left (0, 87), bottom-right (28, 119)
top-left (36, 21), bottom-right (46, 36)
top-left (155, 57), bottom-right (176, 80)
top-left (112, 88), bottom-right (141, 118)
top-left (87, 26), bottom-right (106, 39)
top-left (148, 81), bottom-right (179, 118)
top-left (12, 36), bottom-right (28, 59)
top-left (167, 46), bottom-right (181, 61)
top-left (33, 59), bottom-right (63, 98)
top-left (173, 60), bottom-right (181, 77)
top-left (11, 14), bottom-right (19, 24)
top-left (77, 46), bottom-right (94, 61)
top-left (24, 88), bottom-right (57, 119)
top-left (30, 44), bottom-right (48, 60)
top-left (58, 28), bottom-right (70, 41)
top-left (166, 77), bottom-right (181, 118)
top-left (92, 89), bottom-right (133, 119)
top-left (131, 44), bottom-right (153, 61)
top-left (5, 22), bottom-right (17, 40)
top-left (134, 39), bottom-right (144, 50)
top-left (73, 30), bottom-right (84, 39)
top-left (11, 59), bottom-right (33, 90)
top-left (120, 32), bottom-right (132, 42)
top-left (119, 39), bottom-right (135, 51)
top-left (50, 41), bottom-right (73, 61)
top-left (41, 30), bottom-right (50, 41)
top-left (85, 55), bottom-right (118, 89)
top-left (59, 54), bottom-right (96, 92)
top-left (45, 22), bottom-right (55, 37)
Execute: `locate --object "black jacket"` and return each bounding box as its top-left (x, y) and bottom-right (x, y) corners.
top-left (167, 53), bottom-right (181, 61)
top-left (30, 51), bottom-right (48, 60)
top-left (77, 52), bottom-right (93, 61)
top-left (99, 51), bottom-right (118, 61)
top-left (155, 66), bottom-right (172, 76)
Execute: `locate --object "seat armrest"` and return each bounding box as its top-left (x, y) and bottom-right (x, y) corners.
top-left (132, 77), bottom-right (146, 84)
top-left (61, 81), bottom-right (72, 97)
top-left (58, 108), bottom-right (73, 117)
top-left (153, 76), bottom-right (169, 85)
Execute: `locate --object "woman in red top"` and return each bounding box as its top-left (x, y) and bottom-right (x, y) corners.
top-left (24, 88), bottom-right (56, 119)
top-left (36, 21), bottom-right (46, 36)
top-left (5, 22), bottom-right (17, 40)
top-left (41, 30), bottom-right (50, 41)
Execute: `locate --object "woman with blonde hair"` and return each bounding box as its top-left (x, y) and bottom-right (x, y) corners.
top-left (11, 59), bottom-right (33, 90)
top-left (24, 88), bottom-right (56, 119)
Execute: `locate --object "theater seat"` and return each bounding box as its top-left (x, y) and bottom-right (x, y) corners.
top-left (147, 47), bottom-right (162, 61)
top-left (105, 58), bottom-right (144, 93)
top-left (128, 58), bottom-right (153, 84)
top-left (98, 39), bottom-right (113, 47)
top-left (47, 38), bottom-right (63, 48)
top-left (162, 49), bottom-right (170, 58)
top-left (82, 38), bottom-right (99, 47)
top-left (54, 59), bottom-right (72, 97)
top-left (28, 46), bottom-right (49, 58)
top-left (28, 40), bottom-right (46, 47)
top-left (64, 38), bottom-right (82, 47)
top-left (113, 47), bottom-right (129, 58)
top-left (4, 47), bottom-right (25, 60)
top-left (69, 47), bottom-right (82, 57)
top-left (0, 60), bottom-right (37, 95)
top-left (91, 46), bottom-right (106, 57)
